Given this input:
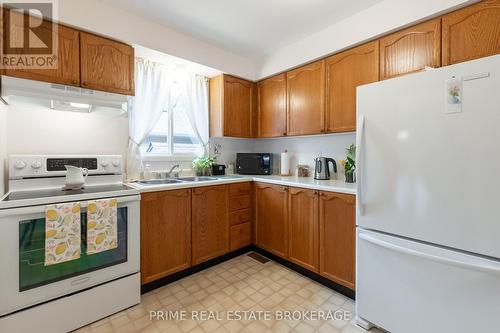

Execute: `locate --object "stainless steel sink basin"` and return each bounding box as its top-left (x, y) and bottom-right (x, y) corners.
top-left (137, 179), bottom-right (184, 185)
top-left (177, 177), bottom-right (218, 182)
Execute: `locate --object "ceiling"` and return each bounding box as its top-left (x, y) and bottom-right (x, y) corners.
top-left (102, 0), bottom-right (382, 58)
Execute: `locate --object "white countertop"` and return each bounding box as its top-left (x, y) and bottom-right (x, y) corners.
top-left (128, 175), bottom-right (356, 195)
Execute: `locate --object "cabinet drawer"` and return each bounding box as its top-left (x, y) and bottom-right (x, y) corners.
top-left (230, 182), bottom-right (252, 196)
top-left (230, 195), bottom-right (251, 212)
top-left (230, 223), bottom-right (252, 251)
top-left (230, 208), bottom-right (252, 226)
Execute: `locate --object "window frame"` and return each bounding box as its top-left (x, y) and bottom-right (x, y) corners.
top-left (141, 106), bottom-right (203, 162)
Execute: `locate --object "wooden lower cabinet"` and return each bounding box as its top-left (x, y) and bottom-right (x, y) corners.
top-left (191, 185), bottom-right (230, 265)
top-left (254, 183), bottom-right (288, 258)
top-left (230, 223), bottom-right (252, 250)
top-left (140, 189), bottom-right (191, 285)
top-left (319, 192), bottom-right (356, 289)
top-left (288, 187), bottom-right (319, 272)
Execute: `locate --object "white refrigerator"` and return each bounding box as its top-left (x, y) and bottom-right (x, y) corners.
top-left (355, 54), bottom-right (500, 333)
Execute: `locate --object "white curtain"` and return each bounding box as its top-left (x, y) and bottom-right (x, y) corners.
top-left (183, 74), bottom-right (210, 156)
top-left (126, 59), bottom-right (173, 180)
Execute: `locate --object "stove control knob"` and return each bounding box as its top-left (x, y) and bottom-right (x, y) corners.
top-left (101, 160), bottom-right (109, 168)
top-left (31, 161), bottom-right (42, 169)
top-left (14, 160), bottom-right (27, 170)
top-left (112, 159), bottom-right (120, 167)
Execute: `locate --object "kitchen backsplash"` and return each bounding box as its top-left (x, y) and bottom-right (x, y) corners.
top-left (211, 133), bottom-right (356, 179)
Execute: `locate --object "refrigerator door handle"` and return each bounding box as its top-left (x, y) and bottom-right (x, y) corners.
top-left (356, 115), bottom-right (365, 216)
top-left (359, 232), bottom-right (500, 276)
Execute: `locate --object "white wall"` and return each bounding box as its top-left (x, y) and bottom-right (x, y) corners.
top-left (5, 101), bottom-right (128, 157)
top-left (257, 0), bottom-right (477, 78)
top-left (0, 105), bottom-right (7, 195)
top-left (58, 0), bottom-right (257, 80)
top-left (209, 137), bottom-right (254, 168)
top-left (210, 134), bottom-right (356, 180)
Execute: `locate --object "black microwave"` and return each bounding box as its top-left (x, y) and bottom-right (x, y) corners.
top-left (236, 153), bottom-right (272, 175)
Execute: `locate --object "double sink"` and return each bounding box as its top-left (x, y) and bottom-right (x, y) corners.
top-left (137, 176), bottom-right (243, 186)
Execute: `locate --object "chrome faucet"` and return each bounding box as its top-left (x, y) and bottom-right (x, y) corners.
top-left (152, 164), bottom-right (180, 179)
top-left (167, 164), bottom-right (180, 178)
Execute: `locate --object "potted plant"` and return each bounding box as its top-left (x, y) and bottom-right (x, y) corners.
top-left (344, 144), bottom-right (356, 183)
top-left (192, 156), bottom-right (215, 176)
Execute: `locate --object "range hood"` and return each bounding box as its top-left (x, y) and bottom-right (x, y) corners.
top-left (0, 76), bottom-right (129, 114)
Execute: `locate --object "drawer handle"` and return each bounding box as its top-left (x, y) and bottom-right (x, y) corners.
top-left (71, 276), bottom-right (90, 286)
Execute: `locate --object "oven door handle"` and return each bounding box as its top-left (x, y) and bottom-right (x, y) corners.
top-left (0, 194), bottom-right (140, 217)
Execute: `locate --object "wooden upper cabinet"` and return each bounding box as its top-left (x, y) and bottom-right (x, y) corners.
top-left (319, 192), bottom-right (356, 290)
top-left (140, 190), bottom-right (191, 285)
top-left (80, 32), bottom-right (135, 95)
top-left (288, 187), bottom-right (319, 273)
top-left (210, 75), bottom-right (255, 138)
top-left (257, 73), bottom-right (287, 138)
top-left (2, 10), bottom-right (80, 86)
top-left (380, 18), bottom-right (441, 80)
top-left (325, 41), bottom-right (379, 133)
top-left (191, 185), bottom-right (229, 265)
top-left (442, 0), bottom-right (500, 65)
top-left (287, 60), bottom-right (325, 136)
top-left (254, 183), bottom-right (288, 258)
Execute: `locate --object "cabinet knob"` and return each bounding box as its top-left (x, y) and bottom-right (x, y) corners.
top-left (71, 80), bottom-right (78, 85)
top-left (283, 132), bottom-right (287, 136)
top-left (82, 82), bottom-right (88, 86)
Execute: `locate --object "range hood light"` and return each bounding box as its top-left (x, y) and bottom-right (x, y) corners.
top-left (50, 100), bottom-right (92, 113)
top-left (69, 102), bottom-right (90, 109)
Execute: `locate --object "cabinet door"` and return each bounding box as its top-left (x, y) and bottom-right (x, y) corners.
top-left (288, 187), bottom-right (319, 272)
top-left (254, 183), bottom-right (288, 258)
top-left (319, 192), bottom-right (356, 289)
top-left (192, 185), bottom-right (229, 265)
top-left (442, 0), bottom-right (500, 65)
top-left (257, 73), bottom-right (287, 137)
top-left (80, 32), bottom-right (135, 95)
top-left (140, 190), bottom-right (191, 284)
top-left (287, 60), bottom-right (325, 135)
top-left (3, 10), bottom-right (80, 86)
top-left (380, 18), bottom-right (441, 80)
top-left (325, 41), bottom-right (379, 133)
top-left (224, 75), bottom-right (254, 138)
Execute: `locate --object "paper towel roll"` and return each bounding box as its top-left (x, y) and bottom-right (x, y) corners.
top-left (280, 150), bottom-right (290, 176)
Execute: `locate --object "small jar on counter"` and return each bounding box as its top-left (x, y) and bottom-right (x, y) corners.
top-left (297, 164), bottom-right (311, 177)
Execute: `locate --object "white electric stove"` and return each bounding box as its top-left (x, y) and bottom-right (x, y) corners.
top-left (0, 155), bottom-right (141, 333)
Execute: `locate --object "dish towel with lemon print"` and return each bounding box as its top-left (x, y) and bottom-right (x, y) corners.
top-left (86, 198), bottom-right (118, 254)
top-left (45, 202), bottom-right (81, 266)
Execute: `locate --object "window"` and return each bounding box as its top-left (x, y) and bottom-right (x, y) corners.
top-left (141, 83), bottom-right (204, 158)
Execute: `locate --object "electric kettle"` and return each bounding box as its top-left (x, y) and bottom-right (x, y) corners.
top-left (314, 157), bottom-right (337, 180)
top-left (64, 165), bottom-right (88, 190)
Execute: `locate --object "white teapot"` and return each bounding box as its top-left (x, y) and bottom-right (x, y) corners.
top-left (64, 165), bottom-right (88, 190)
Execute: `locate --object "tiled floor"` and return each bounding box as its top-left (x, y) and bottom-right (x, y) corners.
top-left (74, 253), bottom-right (384, 333)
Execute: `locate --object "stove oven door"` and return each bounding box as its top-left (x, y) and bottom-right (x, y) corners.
top-left (0, 195), bottom-right (140, 316)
